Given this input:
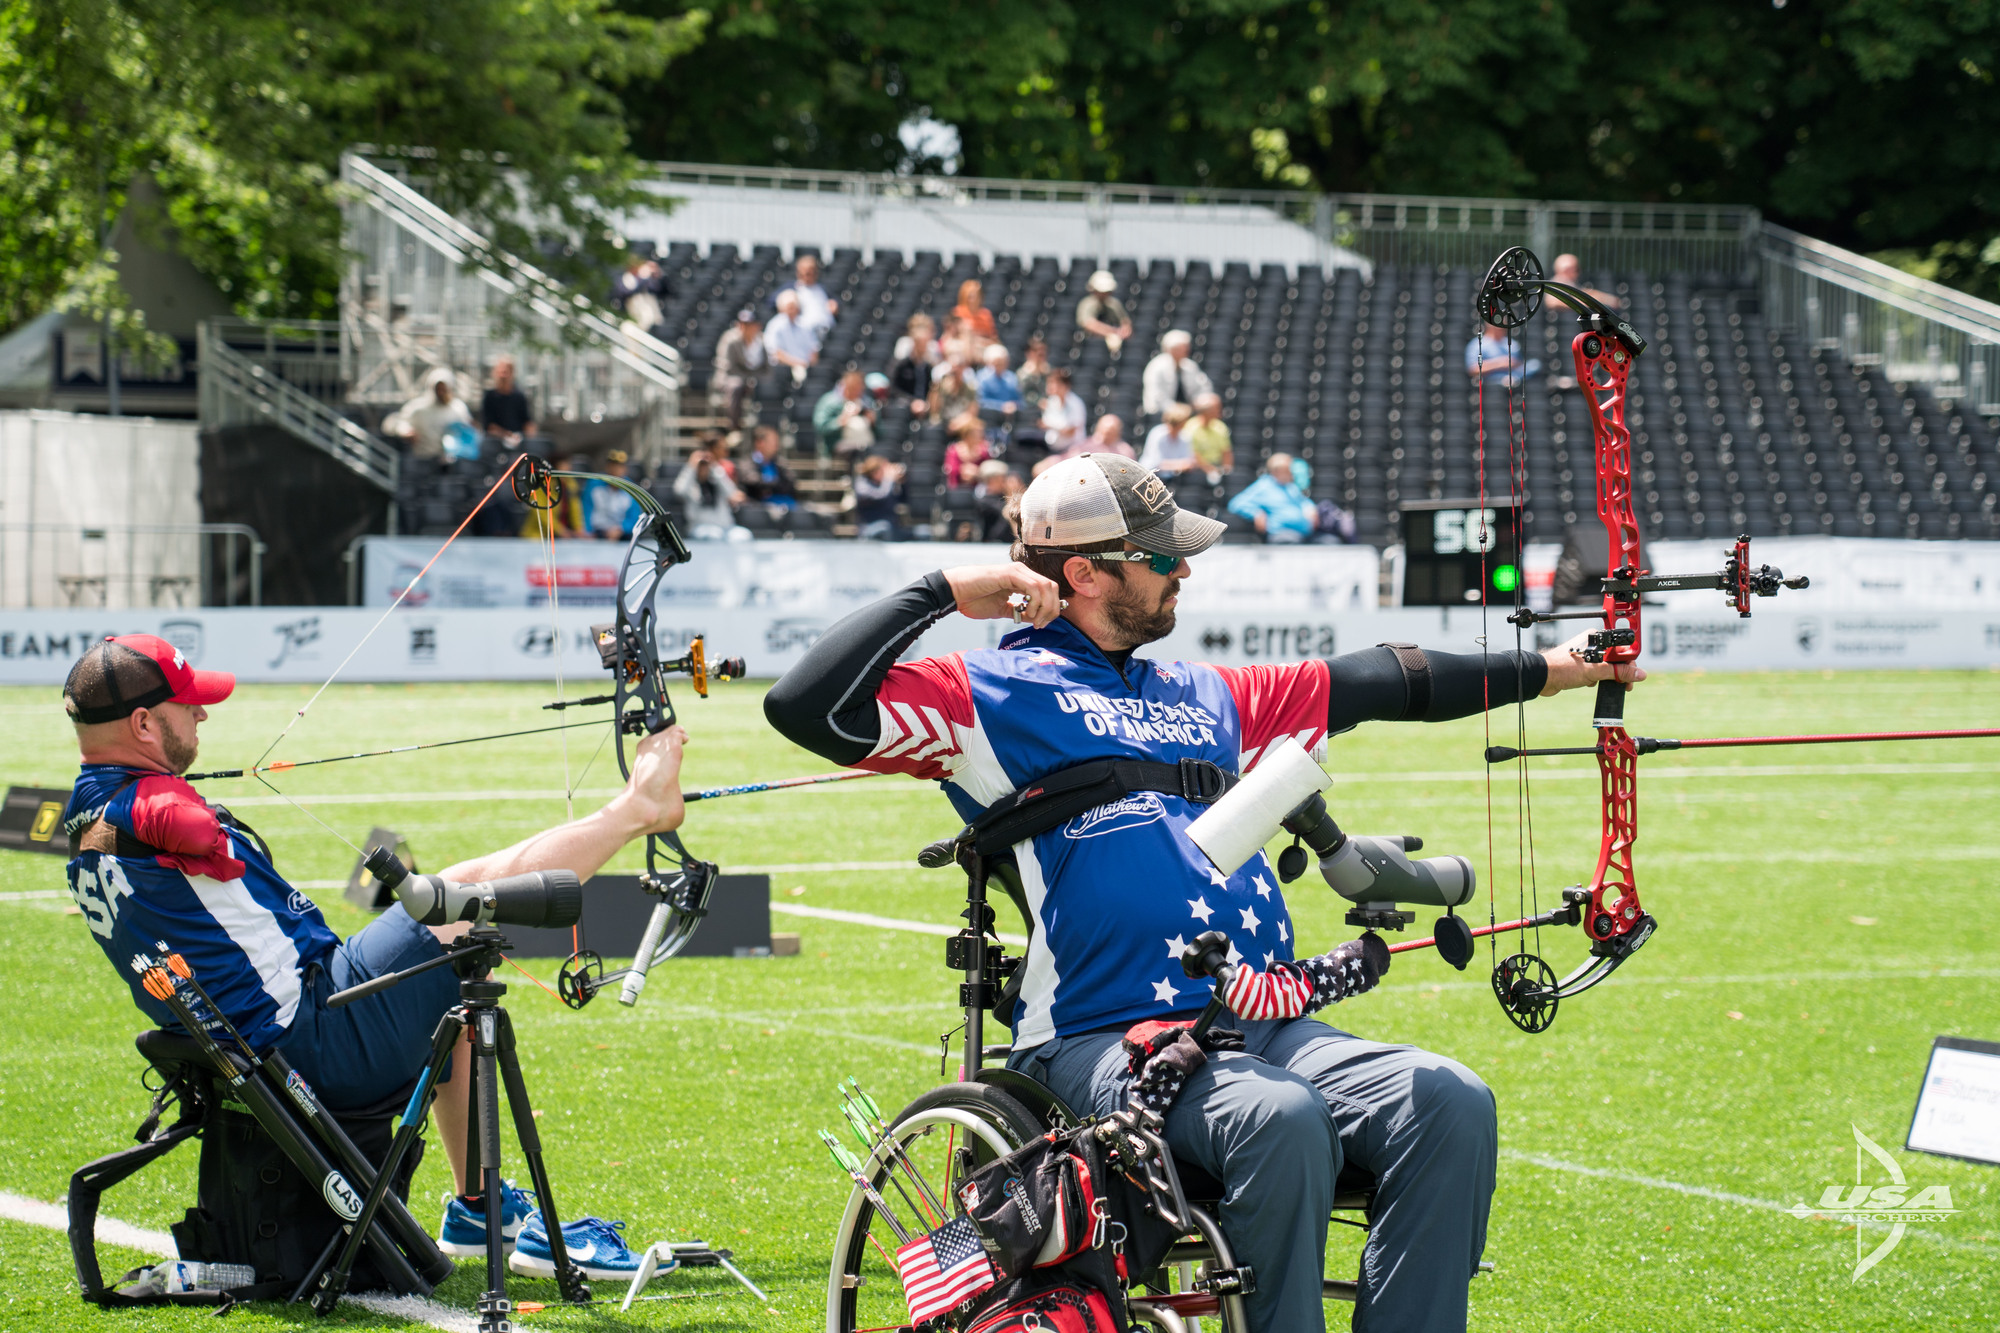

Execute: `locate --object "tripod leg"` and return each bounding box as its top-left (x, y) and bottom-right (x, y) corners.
top-left (306, 1007), bottom-right (466, 1311)
top-left (466, 1007), bottom-right (516, 1333)
top-left (495, 1008), bottom-right (590, 1304)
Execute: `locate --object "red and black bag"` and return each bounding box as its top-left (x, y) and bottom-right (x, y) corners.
top-left (954, 1131), bottom-right (1100, 1278)
top-left (963, 1277), bottom-right (1121, 1333)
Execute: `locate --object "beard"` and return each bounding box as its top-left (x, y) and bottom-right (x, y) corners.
top-left (1103, 576), bottom-right (1180, 647)
top-left (160, 720), bottom-right (199, 775)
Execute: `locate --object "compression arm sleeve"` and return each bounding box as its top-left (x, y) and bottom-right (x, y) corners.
top-left (763, 572), bottom-right (958, 764)
top-left (1323, 645), bottom-right (1548, 733)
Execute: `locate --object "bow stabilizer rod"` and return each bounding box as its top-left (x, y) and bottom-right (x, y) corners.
top-left (1486, 726), bottom-right (2000, 764)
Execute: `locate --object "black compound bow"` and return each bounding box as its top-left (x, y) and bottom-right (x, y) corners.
top-left (507, 457), bottom-right (746, 1009)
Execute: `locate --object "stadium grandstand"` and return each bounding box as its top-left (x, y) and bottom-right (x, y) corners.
top-left (11, 151), bottom-right (2000, 603)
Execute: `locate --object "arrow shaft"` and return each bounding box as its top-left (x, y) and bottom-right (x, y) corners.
top-left (683, 770), bottom-right (880, 802)
top-left (1387, 913), bottom-right (1546, 955)
top-left (184, 719), bottom-right (613, 781)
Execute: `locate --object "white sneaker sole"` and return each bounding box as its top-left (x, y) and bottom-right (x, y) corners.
top-left (438, 1233), bottom-right (519, 1257)
top-left (508, 1250), bottom-right (638, 1282)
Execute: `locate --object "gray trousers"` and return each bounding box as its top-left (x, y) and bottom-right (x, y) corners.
top-left (1011, 1017), bottom-right (1495, 1333)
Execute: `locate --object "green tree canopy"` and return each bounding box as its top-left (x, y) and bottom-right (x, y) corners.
top-left (617, 0), bottom-right (2000, 277)
top-left (0, 0), bottom-right (704, 332)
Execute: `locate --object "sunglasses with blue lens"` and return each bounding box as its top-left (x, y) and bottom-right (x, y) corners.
top-left (1044, 549), bottom-right (1183, 576)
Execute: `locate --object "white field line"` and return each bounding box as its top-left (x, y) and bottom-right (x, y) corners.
top-left (0, 1190), bottom-right (474, 1329)
top-left (770, 900), bottom-right (1029, 947)
top-left (1502, 1151), bottom-right (1991, 1255)
top-left (0, 889), bottom-right (69, 901)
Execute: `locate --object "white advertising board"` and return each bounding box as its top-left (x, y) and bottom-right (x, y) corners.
top-left (1, 599), bottom-right (1993, 686)
top-left (356, 537), bottom-right (1385, 616)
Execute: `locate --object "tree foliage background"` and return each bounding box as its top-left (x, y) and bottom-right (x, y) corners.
top-left (4, 0), bottom-right (1997, 334)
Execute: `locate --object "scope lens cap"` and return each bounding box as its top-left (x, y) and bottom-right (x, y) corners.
top-left (1276, 843), bottom-right (1309, 884)
top-left (1433, 915), bottom-right (1476, 972)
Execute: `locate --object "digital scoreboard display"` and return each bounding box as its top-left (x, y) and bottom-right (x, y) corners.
top-left (1400, 499), bottom-right (1522, 606)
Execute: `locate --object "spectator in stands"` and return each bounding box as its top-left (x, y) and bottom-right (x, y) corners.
top-left (1139, 402), bottom-right (1199, 474)
top-left (395, 368), bottom-right (474, 461)
top-left (1076, 270), bottom-right (1133, 354)
top-left (479, 356), bottom-right (537, 451)
top-left (1039, 412), bottom-right (1134, 475)
top-left (945, 418), bottom-right (991, 489)
top-left (890, 314), bottom-right (940, 415)
top-left (972, 459), bottom-right (1017, 542)
top-left (814, 369), bottom-right (877, 458)
top-left (584, 450), bottom-right (641, 539)
top-left (672, 446), bottom-right (749, 541)
top-left (764, 290), bottom-right (821, 387)
top-left (1316, 496), bottom-right (1359, 544)
top-left (1016, 335), bottom-right (1051, 404)
top-left (704, 429), bottom-right (740, 481)
top-left (939, 314), bottom-right (981, 367)
top-left (779, 252), bottom-right (839, 336)
top-left (1228, 453), bottom-right (1318, 543)
top-left (613, 254), bottom-right (669, 338)
top-left (1142, 330), bottom-right (1213, 420)
top-left (1186, 392), bottom-right (1233, 480)
top-left (1465, 321), bottom-right (1541, 388)
top-left (712, 309), bottom-right (767, 430)
top-left (975, 343), bottom-right (1024, 419)
top-left (740, 424), bottom-right (798, 508)
top-left (1038, 368), bottom-right (1088, 454)
top-left (851, 453), bottom-right (911, 541)
top-left (1547, 254), bottom-right (1621, 311)
top-left (929, 361), bottom-right (979, 426)
top-left (952, 279), bottom-right (997, 343)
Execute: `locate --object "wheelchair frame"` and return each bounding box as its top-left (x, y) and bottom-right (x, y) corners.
top-left (823, 839), bottom-right (1370, 1332)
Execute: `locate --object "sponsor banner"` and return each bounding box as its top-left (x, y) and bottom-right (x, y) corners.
top-left (0, 602), bottom-right (1993, 685)
top-left (357, 537), bottom-right (1383, 615)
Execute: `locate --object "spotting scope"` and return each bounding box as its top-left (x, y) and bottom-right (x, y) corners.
top-left (362, 846), bottom-right (583, 930)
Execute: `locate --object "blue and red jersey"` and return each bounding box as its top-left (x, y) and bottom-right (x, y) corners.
top-left (854, 617), bottom-right (1331, 1046)
top-left (63, 764), bottom-right (338, 1051)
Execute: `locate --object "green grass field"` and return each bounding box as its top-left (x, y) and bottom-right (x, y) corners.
top-left (0, 670), bottom-right (1995, 1331)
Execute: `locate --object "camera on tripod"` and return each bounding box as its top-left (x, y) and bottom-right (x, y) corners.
top-left (361, 847), bottom-right (583, 930)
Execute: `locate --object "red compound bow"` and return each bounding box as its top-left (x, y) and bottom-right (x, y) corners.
top-left (1455, 247), bottom-right (1814, 1032)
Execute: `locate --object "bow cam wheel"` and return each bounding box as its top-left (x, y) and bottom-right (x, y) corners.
top-left (512, 455), bottom-right (561, 509)
top-left (1476, 246), bottom-right (1545, 331)
top-left (1492, 952), bottom-right (1559, 1033)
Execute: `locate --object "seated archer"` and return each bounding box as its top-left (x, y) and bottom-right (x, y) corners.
top-left (766, 454), bottom-right (1641, 1332)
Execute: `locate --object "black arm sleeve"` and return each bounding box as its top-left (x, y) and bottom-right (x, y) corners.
top-left (1323, 645), bottom-right (1548, 734)
top-left (762, 572), bottom-right (958, 764)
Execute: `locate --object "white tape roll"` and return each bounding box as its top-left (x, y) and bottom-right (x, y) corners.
top-left (1185, 735), bottom-right (1332, 876)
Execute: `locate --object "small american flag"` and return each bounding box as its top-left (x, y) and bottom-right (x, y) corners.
top-left (895, 1216), bottom-right (997, 1325)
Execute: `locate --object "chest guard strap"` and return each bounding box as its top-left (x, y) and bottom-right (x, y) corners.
top-left (958, 757), bottom-right (1238, 857)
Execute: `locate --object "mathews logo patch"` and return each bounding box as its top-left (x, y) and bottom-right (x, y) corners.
top-left (1063, 792), bottom-right (1168, 840)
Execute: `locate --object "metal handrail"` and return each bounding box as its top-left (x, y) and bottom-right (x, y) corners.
top-left (1761, 224), bottom-right (2000, 344)
top-left (199, 325), bottom-right (400, 492)
top-left (341, 154), bottom-right (683, 391)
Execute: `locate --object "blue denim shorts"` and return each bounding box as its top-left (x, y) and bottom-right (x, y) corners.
top-left (277, 905), bottom-right (460, 1112)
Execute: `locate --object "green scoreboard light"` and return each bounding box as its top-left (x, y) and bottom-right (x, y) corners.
top-left (1400, 498), bottom-right (1523, 606)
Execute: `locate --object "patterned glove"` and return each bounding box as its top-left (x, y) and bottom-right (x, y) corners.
top-left (1221, 933), bottom-right (1390, 1020)
top-left (1121, 1026), bottom-right (1207, 1114)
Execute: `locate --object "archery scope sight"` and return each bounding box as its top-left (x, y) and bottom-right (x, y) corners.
top-left (1275, 793), bottom-right (1476, 931)
top-left (362, 846), bottom-right (583, 930)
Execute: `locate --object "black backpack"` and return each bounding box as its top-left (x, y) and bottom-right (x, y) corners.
top-left (70, 1038), bottom-right (427, 1307)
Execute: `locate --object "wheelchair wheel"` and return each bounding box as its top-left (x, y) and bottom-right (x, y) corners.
top-left (825, 1081), bottom-right (1043, 1333)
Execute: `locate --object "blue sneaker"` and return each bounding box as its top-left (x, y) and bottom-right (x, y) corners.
top-left (508, 1214), bottom-right (642, 1281)
top-left (437, 1179), bottom-right (536, 1256)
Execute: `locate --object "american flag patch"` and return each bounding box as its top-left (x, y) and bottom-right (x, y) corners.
top-left (895, 1215), bottom-right (998, 1325)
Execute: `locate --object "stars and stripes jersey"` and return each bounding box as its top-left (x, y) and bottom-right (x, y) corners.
top-left (63, 764), bottom-right (339, 1051)
top-left (858, 617), bottom-right (1331, 1047)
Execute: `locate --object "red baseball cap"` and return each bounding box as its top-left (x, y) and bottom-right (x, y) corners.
top-left (63, 634), bottom-right (235, 724)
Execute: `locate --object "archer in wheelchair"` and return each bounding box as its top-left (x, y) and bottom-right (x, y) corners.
top-left (56, 635), bottom-right (692, 1301)
top-left (766, 454), bottom-right (1645, 1332)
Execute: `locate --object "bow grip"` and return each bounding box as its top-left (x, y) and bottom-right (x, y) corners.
top-left (1592, 677), bottom-right (1627, 729)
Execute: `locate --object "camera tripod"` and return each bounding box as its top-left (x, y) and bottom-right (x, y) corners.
top-left (306, 925), bottom-right (589, 1330)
